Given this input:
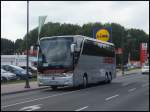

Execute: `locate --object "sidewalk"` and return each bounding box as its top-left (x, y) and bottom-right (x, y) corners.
top-left (117, 68), bottom-right (141, 76)
top-left (1, 68), bottom-right (141, 96)
top-left (1, 81), bottom-right (48, 96)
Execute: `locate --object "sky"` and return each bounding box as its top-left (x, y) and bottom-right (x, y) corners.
top-left (1, 1), bottom-right (149, 41)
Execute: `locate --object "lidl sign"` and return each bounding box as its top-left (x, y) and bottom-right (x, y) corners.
top-left (93, 27), bottom-right (112, 42)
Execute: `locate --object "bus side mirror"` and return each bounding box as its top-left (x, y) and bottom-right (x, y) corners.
top-left (71, 44), bottom-right (76, 53)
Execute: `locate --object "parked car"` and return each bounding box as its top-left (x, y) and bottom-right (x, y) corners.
top-left (116, 64), bottom-right (121, 69)
top-left (1, 65), bottom-right (32, 80)
top-left (20, 66), bottom-right (37, 73)
top-left (125, 64), bottom-right (135, 69)
top-left (1, 69), bottom-right (17, 81)
top-left (141, 63), bottom-right (149, 74)
top-left (123, 65), bottom-right (128, 70)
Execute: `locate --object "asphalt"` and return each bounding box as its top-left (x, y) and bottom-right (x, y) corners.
top-left (1, 68), bottom-right (141, 96)
top-left (1, 72), bottom-right (149, 111)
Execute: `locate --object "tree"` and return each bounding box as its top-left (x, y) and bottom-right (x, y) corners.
top-left (10, 21), bottom-right (148, 65)
top-left (14, 39), bottom-right (24, 54)
top-left (1, 38), bottom-right (14, 55)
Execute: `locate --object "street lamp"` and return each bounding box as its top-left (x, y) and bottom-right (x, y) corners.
top-left (127, 33), bottom-right (131, 65)
top-left (25, 1), bottom-right (30, 88)
top-left (121, 30), bottom-right (125, 75)
top-left (14, 41), bottom-right (15, 55)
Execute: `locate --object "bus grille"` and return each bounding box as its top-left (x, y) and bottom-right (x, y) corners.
top-left (42, 73), bottom-right (66, 77)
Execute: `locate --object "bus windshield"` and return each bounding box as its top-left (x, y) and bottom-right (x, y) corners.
top-left (38, 37), bottom-right (73, 69)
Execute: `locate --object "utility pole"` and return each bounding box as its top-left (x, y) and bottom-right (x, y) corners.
top-left (25, 0), bottom-right (30, 88)
top-left (14, 41), bottom-right (15, 55)
top-left (121, 31), bottom-right (124, 75)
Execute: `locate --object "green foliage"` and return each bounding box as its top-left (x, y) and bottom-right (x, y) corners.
top-left (1, 22), bottom-right (149, 65)
top-left (14, 39), bottom-right (24, 53)
top-left (1, 38), bottom-right (14, 55)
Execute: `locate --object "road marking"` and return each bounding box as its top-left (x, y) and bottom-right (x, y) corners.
top-left (75, 106), bottom-right (88, 111)
top-left (19, 104), bottom-right (42, 111)
top-left (128, 88), bottom-right (136, 92)
top-left (105, 94), bottom-right (119, 101)
top-left (2, 90), bottom-right (81, 109)
top-left (122, 83), bottom-right (130, 86)
top-left (142, 83), bottom-right (149, 87)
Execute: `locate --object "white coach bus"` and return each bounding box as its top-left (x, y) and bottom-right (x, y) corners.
top-left (37, 35), bottom-right (116, 89)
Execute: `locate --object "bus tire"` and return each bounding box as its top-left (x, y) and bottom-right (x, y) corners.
top-left (83, 75), bottom-right (88, 88)
top-left (105, 72), bottom-right (109, 83)
top-left (108, 72), bottom-right (112, 83)
top-left (51, 86), bottom-right (57, 90)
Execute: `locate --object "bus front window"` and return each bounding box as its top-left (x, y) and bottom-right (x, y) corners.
top-left (38, 37), bottom-right (73, 69)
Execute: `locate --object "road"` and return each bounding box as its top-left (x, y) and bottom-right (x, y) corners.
top-left (1, 72), bottom-right (149, 111)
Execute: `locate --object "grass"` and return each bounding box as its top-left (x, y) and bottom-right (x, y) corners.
top-left (127, 67), bottom-right (141, 71)
top-left (118, 67), bottom-right (141, 71)
top-left (1, 76), bottom-right (37, 85)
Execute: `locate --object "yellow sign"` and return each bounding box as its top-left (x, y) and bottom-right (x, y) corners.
top-left (96, 29), bottom-right (110, 42)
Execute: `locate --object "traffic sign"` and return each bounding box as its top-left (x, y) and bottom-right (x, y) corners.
top-left (93, 27), bottom-right (112, 42)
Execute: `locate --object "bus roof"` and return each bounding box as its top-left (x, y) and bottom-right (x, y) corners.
top-left (80, 35), bottom-right (114, 46)
top-left (40, 35), bottom-right (114, 46)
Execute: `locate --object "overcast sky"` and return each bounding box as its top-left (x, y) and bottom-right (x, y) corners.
top-left (1, 1), bottom-right (149, 41)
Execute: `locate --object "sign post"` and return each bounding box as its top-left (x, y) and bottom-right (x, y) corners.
top-left (38, 16), bottom-right (47, 44)
top-left (140, 43), bottom-right (148, 66)
top-left (25, 1), bottom-right (30, 88)
top-left (36, 16), bottom-right (47, 73)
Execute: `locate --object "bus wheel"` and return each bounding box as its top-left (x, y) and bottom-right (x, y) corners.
top-left (108, 72), bottom-right (112, 83)
top-left (83, 76), bottom-right (88, 88)
top-left (105, 72), bottom-right (109, 83)
top-left (51, 86), bottom-right (57, 90)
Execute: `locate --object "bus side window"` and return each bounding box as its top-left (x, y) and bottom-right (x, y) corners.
top-left (82, 40), bottom-right (115, 58)
top-left (82, 40), bottom-right (91, 55)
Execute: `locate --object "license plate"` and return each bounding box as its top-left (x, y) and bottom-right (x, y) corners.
top-left (52, 77), bottom-right (55, 80)
top-left (50, 80), bottom-right (57, 84)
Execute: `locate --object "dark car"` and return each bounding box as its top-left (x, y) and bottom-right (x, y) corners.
top-left (1, 65), bottom-right (32, 80)
top-left (20, 66), bottom-right (37, 73)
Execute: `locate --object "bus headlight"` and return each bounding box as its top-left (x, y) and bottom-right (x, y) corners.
top-left (62, 73), bottom-right (73, 77)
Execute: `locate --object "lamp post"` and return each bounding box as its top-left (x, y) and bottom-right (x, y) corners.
top-left (14, 41), bottom-right (15, 55)
top-left (127, 33), bottom-right (131, 65)
top-left (121, 30), bottom-right (125, 76)
top-left (127, 38), bottom-right (136, 66)
top-left (25, 0), bottom-right (30, 88)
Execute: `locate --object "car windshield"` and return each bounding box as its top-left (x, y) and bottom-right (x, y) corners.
top-left (10, 66), bottom-right (25, 71)
top-left (145, 63), bottom-right (149, 66)
top-left (1, 69), bottom-right (7, 73)
top-left (38, 37), bottom-right (73, 68)
top-left (144, 66), bottom-right (149, 69)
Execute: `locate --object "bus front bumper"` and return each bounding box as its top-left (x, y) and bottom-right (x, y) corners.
top-left (38, 75), bottom-right (73, 86)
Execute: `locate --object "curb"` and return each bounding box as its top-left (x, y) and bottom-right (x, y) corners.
top-left (117, 71), bottom-right (141, 77)
top-left (122, 72), bottom-right (139, 77)
top-left (1, 87), bottom-right (49, 96)
top-left (1, 69), bottom-right (141, 96)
